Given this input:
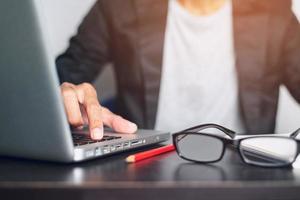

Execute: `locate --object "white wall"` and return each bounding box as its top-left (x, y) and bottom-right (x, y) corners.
top-left (39, 0), bottom-right (300, 133)
top-left (39, 0), bottom-right (96, 57)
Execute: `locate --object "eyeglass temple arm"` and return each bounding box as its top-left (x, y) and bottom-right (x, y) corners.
top-left (177, 123), bottom-right (236, 139)
top-left (290, 128), bottom-right (300, 139)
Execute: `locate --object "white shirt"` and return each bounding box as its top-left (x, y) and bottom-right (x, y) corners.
top-left (155, 0), bottom-right (244, 133)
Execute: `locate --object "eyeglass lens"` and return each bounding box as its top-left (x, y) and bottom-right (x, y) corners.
top-left (239, 137), bottom-right (298, 167)
top-left (176, 134), bottom-right (224, 162)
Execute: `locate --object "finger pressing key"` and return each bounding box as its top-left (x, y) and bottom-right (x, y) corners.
top-left (78, 83), bottom-right (104, 140)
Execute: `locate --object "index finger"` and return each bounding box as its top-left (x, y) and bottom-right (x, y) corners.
top-left (77, 84), bottom-right (104, 140)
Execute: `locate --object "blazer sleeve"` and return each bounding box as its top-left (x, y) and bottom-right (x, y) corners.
top-left (282, 10), bottom-right (300, 104)
top-left (56, 0), bottom-right (111, 84)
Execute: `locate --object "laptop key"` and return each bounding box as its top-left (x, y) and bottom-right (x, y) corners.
top-left (72, 134), bottom-right (122, 146)
top-left (75, 142), bottom-right (89, 146)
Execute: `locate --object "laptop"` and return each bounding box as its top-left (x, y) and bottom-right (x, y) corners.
top-left (0, 0), bottom-right (170, 162)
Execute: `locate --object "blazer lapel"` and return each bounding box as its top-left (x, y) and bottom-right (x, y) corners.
top-left (232, 0), bottom-right (270, 132)
top-left (134, 0), bottom-right (168, 128)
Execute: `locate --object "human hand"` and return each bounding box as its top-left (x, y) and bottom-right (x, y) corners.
top-left (60, 82), bottom-right (137, 140)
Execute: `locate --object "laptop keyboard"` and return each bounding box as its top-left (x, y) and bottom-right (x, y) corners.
top-left (72, 134), bottom-right (122, 146)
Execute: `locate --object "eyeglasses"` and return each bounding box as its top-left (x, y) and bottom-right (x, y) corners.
top-left (172, 124), bottom-right (300, 167)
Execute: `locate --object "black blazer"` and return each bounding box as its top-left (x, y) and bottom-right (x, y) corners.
top-left (56, 0), bottom-right (300, 133)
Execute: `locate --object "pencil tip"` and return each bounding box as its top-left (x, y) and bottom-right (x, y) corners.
top-left (126, 156), bottom-right (135, 163)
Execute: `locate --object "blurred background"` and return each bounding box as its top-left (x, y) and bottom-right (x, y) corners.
top-left (37, 0), bottom-right (300, 133)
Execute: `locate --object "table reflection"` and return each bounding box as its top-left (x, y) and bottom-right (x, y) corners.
top-left (0, 146), bottom-right (299, 184)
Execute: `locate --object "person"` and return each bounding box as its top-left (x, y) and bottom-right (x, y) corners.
top-left (56, 0), bottom-right (300, 140)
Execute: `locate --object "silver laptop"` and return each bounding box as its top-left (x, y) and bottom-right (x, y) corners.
top-left (0, 0), bottom-right (170, 162)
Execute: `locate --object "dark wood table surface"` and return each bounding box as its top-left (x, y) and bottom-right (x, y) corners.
top-left (1, 142), bottom-right (300, 200)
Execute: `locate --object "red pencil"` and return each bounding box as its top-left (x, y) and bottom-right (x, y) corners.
top-left (126, 144), bottom-right (175, 163)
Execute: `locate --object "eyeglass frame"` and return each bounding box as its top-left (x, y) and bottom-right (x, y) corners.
top-left (172, 123), bottom-right (300, 167)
